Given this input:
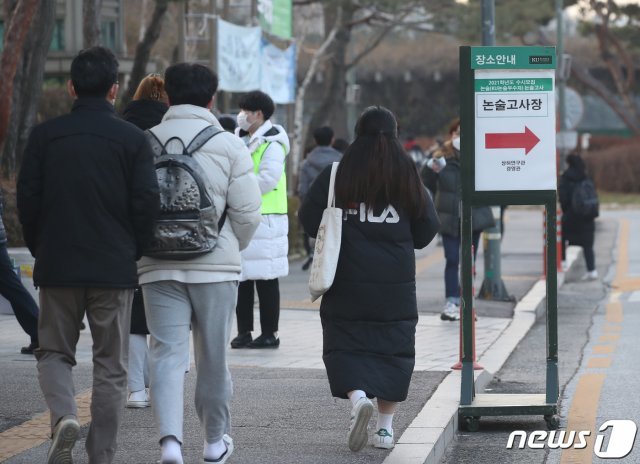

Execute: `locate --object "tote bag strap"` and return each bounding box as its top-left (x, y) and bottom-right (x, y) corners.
top-left (327, 162), bottom-right (339, 208)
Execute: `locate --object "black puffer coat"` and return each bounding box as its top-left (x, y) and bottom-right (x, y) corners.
top-left (122, 99), bottom-right (168, 334)
top-left (299, 166), bottom-right (440, 401)
top-left (17, 98), bottom-right (160, 288)
top-left (423, 151), bottom-right (494, 236)
top-left (122, 99), bottom-right (169, 131)
top-left (559, 165), bottom-right (595, 245)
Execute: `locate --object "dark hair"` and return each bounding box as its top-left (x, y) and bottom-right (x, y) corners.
top-left (70, 47), bottom-right (119, 98)
top-left (332, 138), bottom-right (349, 153)
top-left (313, 126), bottom-right (334, 146)
top-left (218, 114), bottom-right (237, 132)
top-left (164, 63), bottom-right (218, 107)
top-left (335, 106), bottom-right (426, 219)
top-left (566, 153), bottom-right (586, 174)
top-left (238, 90), bottom-right (275, 120)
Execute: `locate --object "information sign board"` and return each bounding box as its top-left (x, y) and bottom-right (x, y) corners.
top-left (472, 47), bottom-right (556, 191)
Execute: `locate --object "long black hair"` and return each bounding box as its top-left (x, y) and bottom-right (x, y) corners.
top-left (334, 106), bottom-right (427, 219)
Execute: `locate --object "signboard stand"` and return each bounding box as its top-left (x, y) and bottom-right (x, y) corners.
top-left (458, 45), bottom-right (559, 432)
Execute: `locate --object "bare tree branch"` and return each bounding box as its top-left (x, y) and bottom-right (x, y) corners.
top-left (291, 7), bottom-right (343, 186)
top-left (346, 10), bottom-right (411, 70)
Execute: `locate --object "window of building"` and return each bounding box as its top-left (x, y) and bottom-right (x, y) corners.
top-left (50, 19), bottom-right (65, 51)
top-left (101, 20), bottom-right (117, 50)
top-left (0, 21), bottom-right (4, 50)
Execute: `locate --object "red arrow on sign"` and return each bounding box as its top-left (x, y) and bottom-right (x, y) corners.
top-left (485, 126), bottom-right (540, 155)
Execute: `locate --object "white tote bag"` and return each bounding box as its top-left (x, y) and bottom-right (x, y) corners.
top-left (309, 162), bottom-right (342, 302)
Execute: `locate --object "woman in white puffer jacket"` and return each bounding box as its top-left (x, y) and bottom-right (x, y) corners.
top-left (231, 91), bottom-right (290, 349)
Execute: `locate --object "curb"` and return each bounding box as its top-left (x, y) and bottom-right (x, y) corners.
top-left (383, 246), bottom-right (583, 464)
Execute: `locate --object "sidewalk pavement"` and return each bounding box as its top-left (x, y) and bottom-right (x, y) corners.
top-left (0, 208), bottom-right (579, 464)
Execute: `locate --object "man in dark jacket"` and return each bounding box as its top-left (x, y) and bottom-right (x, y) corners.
top-left (0, 189), bottom-right (39, 354)
top-left (297, 126), bottom-right (342, 270)
top-left (17, 46), bottom-right (159, 464)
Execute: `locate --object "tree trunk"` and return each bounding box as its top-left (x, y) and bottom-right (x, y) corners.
top-left (83, 0), bottom-right (103, 47)
top-left (0, 0), bottom-right (39, 166)
top-left (291, 12), bottom-right (341, 191)
top-left (122, 0), bottom-right (171, 106)
top-left (305, 5), bottom-right (354, 146)
top-left (1, 1), bottom-right (55, 175)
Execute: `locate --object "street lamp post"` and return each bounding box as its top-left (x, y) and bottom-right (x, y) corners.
top-left (478, 0), bottom-right (512, 302)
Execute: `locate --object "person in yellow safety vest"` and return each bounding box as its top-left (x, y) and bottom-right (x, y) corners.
top-left (231, 90), bottom-right (290, 349)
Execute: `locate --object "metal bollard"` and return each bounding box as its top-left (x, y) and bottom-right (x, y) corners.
top-left (543, 208), bottom-right (563, 276)
top-left (452, 245), bottom-right (483, 370)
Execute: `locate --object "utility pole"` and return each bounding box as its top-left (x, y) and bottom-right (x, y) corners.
top-left (556, 0), bottom-right (567, 162)
top-left (478, 0), bottom-right (512, 302)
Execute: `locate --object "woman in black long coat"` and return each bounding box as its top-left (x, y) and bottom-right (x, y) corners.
top-left (299, 106), bottom-right (439, 452)
top-left (121, 74), bottom-right (169, 408)
top-left (559, 153), bottom-right (598, 280)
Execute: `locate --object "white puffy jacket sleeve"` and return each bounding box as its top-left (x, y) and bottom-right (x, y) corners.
top-left (226, 136), bottom-right (262, 250)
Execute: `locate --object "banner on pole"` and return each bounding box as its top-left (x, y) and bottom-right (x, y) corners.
top-left (260, 39), bottom-right (296, 104)
top-left (217, 19), bottom-right (261, 92)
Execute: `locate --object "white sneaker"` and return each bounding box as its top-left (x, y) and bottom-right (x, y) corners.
top-left (580, 270), bottom-right (598, 281)
top-left (126, 388), bottom-right (150, 408)
top-left (348, 397), bottom-right (374, 452)
top-left (203, 434), bottom-right (234, 463)
top-left (373, 428), bottom-right (394, 449)
top-left (440, 301), bottom-right (460, 321)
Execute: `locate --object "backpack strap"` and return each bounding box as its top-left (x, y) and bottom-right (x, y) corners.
top-left (145, 129), bottom-right (167, 158)
top-left (185, 125), bottom-right (225, 157)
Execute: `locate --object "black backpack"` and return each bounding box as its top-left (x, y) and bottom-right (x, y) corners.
top-left (571, 178), bottom-right (599, 219)
top-left (144, 125), bottom-right (226, 260)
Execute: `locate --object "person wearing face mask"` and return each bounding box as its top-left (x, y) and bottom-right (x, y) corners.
top-left (421, 118), bottom-right (494, 321)
top-left (231, 90), bottom-right (290, 349)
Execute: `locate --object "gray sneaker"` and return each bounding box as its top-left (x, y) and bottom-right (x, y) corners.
top-left (348, 397), bottom-right (374, 452)
top-left (47, 415), bottom-right (80, 464)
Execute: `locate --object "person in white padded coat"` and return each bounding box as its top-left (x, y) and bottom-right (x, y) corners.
top-left (231, 90), bottom-right (290, 349)
top-left (138, 63), bottom-right (262, 464)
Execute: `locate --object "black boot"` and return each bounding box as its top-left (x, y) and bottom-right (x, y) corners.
top-left (230, 332), bottom-right (252, 349)
top-left (248, 333), bottom-right (280, 349)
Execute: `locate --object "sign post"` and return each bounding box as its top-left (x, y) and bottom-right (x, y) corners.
top-left (458, 46), bottom-right (560, 432)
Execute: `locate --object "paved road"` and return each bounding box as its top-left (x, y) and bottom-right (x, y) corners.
top-left (0, 207), bottom-right (562, 463)
top-left (441, 210), bottom-right (640, 464)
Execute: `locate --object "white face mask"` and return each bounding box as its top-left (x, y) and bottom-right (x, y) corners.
top-left (452, 137), bottom-right (460, 151)
top-left (236, 111), bottom-right (253, 131)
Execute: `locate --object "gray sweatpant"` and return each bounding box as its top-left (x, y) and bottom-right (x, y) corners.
top-left (142, 280), bottom-right (237, 445)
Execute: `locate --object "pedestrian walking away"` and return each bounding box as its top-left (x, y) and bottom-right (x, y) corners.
top-left (299, 106), bottom-right (440, 452)
top-left (421, 118), bottom-right (494, 321)
top-left (17, 46), bottom-right (160, 464)
top-left (137, 62), bottom-right (261, 464)
top-left (297, 125), bottom-right (343, 271)
top-left (559, 153), bottom-right (599, 280)
top-left (121, 73), bottom-right (171, 409)
top-left (0, 188), bottom-right (39, 355)
top-left (231, 90), bottom-right (290, 350)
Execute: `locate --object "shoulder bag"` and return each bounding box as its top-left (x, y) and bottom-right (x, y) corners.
top-left (309, 162), bottom-right (342, 302)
